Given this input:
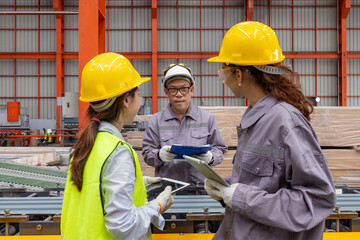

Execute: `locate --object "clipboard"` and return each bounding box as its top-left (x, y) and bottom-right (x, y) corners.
top-left (183, 155), bottom-right (229, 187)
top-left (170, 144), bottom-right (211, 159)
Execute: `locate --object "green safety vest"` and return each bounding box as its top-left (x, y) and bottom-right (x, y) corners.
top-left (61, 131), bottom-right (148, 240)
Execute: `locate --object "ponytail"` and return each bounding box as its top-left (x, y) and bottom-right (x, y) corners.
top-left (70, 108), bottom-right (99, 191)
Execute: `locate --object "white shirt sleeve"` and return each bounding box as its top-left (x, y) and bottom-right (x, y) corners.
top-left (101, 146), bottom-right (165, 240)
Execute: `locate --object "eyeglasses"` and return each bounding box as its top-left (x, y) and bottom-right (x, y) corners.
top-left (166, 86), bottom-right (191, 96)
top-left (163, 63), bottom-right (192, 75)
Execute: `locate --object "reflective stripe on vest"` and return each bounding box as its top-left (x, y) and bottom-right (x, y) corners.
top-left (61, 131), bottom-right (147, 240)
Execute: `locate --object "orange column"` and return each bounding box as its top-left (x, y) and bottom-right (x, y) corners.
top-left (54, 0), bottom-right (65, 143)
top-left (78, 0), bottom-right (105, 134)
top-left (151, 0), bottom-right (158, 113)
top-left (338, 0), bottom-right (350, 106)
top-left (245, 0), bottom-right (253, 107)
top-left (245, 0), bottom-right (253, 21)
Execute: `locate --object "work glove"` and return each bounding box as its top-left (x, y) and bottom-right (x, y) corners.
top-left (204, 179), bottom-right (238, 208)
top-left (143, 176), bottom-right (161, 186)
top-left (194, 151), bottom-right (213, 164)
top-left (155, 186), bottom-right (174, 214)
top-left (159, 145), bottom-right (177, 162)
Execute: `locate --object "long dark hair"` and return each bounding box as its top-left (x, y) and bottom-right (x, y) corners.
top-left (70, 87), bottom-right (138, 191)
top-left (232, 63), bottom-right (314, 121)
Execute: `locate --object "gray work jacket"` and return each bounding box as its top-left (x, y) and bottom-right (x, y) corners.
top-left (215, 95), bottom-right (336, 240)
top-left (142, 103), bottom-right (227, 186)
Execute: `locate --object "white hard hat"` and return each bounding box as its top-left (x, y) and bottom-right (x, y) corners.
top-left (162, 64), bottom-right (195, 88)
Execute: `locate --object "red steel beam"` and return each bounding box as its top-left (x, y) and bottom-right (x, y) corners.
top-left (245, 0), bottom-right (253, 21)
top-left (13, 1), bottom-right (17, 103)
top-left (54, 0), bottom-right (65, 142)
top-left (37, 1), bottom-right (40, 117)
top-left (245, 0), bottom-right (253, 106)
top-left (78, 0), bottom-right (105, 134)
top-left (151, 0), bottom-right (158, 113)
top-left (0, 11), bottom-right (78, 15)
top-left (0, 54), bottom-right (77, 59)
top-left (338, 0), bottom-right (350, 106)
top-left (3, 52), bottom-right (359, 60)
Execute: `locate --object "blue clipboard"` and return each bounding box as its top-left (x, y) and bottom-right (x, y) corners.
top-left (170, 144), bottom-right (211, 159)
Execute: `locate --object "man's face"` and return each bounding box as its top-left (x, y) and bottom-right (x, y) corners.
top-left (164, 78), bottom-right (194, 114)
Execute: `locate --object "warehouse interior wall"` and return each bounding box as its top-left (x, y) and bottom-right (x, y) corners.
top-left (0, 0), bottom-right (359, 125)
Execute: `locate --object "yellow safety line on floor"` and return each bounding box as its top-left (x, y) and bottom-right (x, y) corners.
top-left (153, 233), bottom-right (215, 240)
top-left (323, 232), bottom-right (360, 240)
top-left (0, 232), bottom-right (360, 240)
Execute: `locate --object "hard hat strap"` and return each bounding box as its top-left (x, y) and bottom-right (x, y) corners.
top-left (90, 96), bottom-right (117, 112)
top-left (253, 65), bottom-right (290, 75)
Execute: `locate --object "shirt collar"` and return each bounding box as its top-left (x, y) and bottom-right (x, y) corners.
top-left (98, 121), bottom-right (125, 140)
top-left (240, 95), bottom-right (278, 129)
top-left (163, 102), bottom-right (197, 121)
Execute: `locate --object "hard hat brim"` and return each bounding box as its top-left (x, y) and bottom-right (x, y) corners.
top-left (207, 56), bottom-right (285, 66)
top-left (207, 56), bottom-right (221, 63)
top-left (80, 77), bottom-right (150, 103)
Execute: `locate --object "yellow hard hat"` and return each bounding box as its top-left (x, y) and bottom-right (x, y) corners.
top-left (208, 21), bottom-right (285, 66)
top-left (79, 52), bottom-right (150, 102)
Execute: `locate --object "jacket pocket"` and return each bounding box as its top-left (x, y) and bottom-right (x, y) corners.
top-left (238, 151), bottom-right (278, 192)
top-left (190, 128), bottom-right (209, 139)
top-left (240, 151), bottom-right (274, 177)
top-left (160, 132), bottom-right (173, 143)
top-left (190, 128), bottom-right (209, 145)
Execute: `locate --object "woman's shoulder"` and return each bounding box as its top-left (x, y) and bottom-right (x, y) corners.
top-left (271, 101), bottom-right (310, 128)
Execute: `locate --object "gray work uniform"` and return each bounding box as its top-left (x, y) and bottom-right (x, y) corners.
top-left (142, 103), bottom-right (227, 186)
top-left (215, 95), bottom-right (336, 240)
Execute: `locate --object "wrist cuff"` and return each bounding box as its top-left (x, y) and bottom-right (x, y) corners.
top-left (157, 201), bottom-right (163, 213)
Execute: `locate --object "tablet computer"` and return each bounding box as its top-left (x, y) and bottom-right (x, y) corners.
top-left (183, 155), bottom-right (229, 187)
top-left (170, 144), bottom-right (211, 159)
top-left (146, 177), bottom-right (190, 201)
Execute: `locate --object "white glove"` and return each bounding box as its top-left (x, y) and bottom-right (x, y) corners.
top-left (143, 176), bottom-right (161, 186)
top-left (159, 145), bottom-right (177, 162)
top-left (194, 151), bottom-right (213, 164)
top-left (155, 185), bottom-right (174, 214)
top-left (204, 179), bottom-right (238, 208)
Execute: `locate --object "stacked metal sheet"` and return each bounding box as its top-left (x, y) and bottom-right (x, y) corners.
top-left (0, 161), bottom-right (66, 192)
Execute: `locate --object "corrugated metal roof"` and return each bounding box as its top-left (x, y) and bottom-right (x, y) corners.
top-left (347, 59), bottom-right (360, 106)
top-left (318, 76), bottom-right (337, 96)
top-left (318, 59), bottom-right (337, 75)
top-left (179, 31), bottom-right (201, 51)
top-left (64, 30), bottom-right (78, 52)
top-left (317, 6), bottom-right (337, 28)
top-left (18, 99), bottom-right (37, 119)
top-left (64, 59), bottom-right (79, 93)
top-left (318, 97), bottom-right (338, 106)
top-left (347, 4), bottom-right (360, 52)
top-left (317, 30), bottom-right (337, 51)
top-left (133, 59), bottom-right (152, 97)
top-left (40, 31), bottom-right (56, 52)
top-left (40, 99), bottom-right (56, 119)
top-left (0, 76), bottom-right (14, 98)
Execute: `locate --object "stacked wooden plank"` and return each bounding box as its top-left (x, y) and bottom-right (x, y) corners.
top-left (126, 131), bottom-right (145, 149)
top-left (201, 106), bottom-right (360, 148)
top-left (134, 107), bottom-right (360, 183)
top-left (0, 147), bottom-right (70, 166)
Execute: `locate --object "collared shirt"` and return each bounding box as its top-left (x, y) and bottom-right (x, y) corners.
top-left (215, 95), bottom-right (336, 240)
top-left (142, 102), bottom-right (228, 186)
top-left (99, 121), bottom-right (164, 240)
